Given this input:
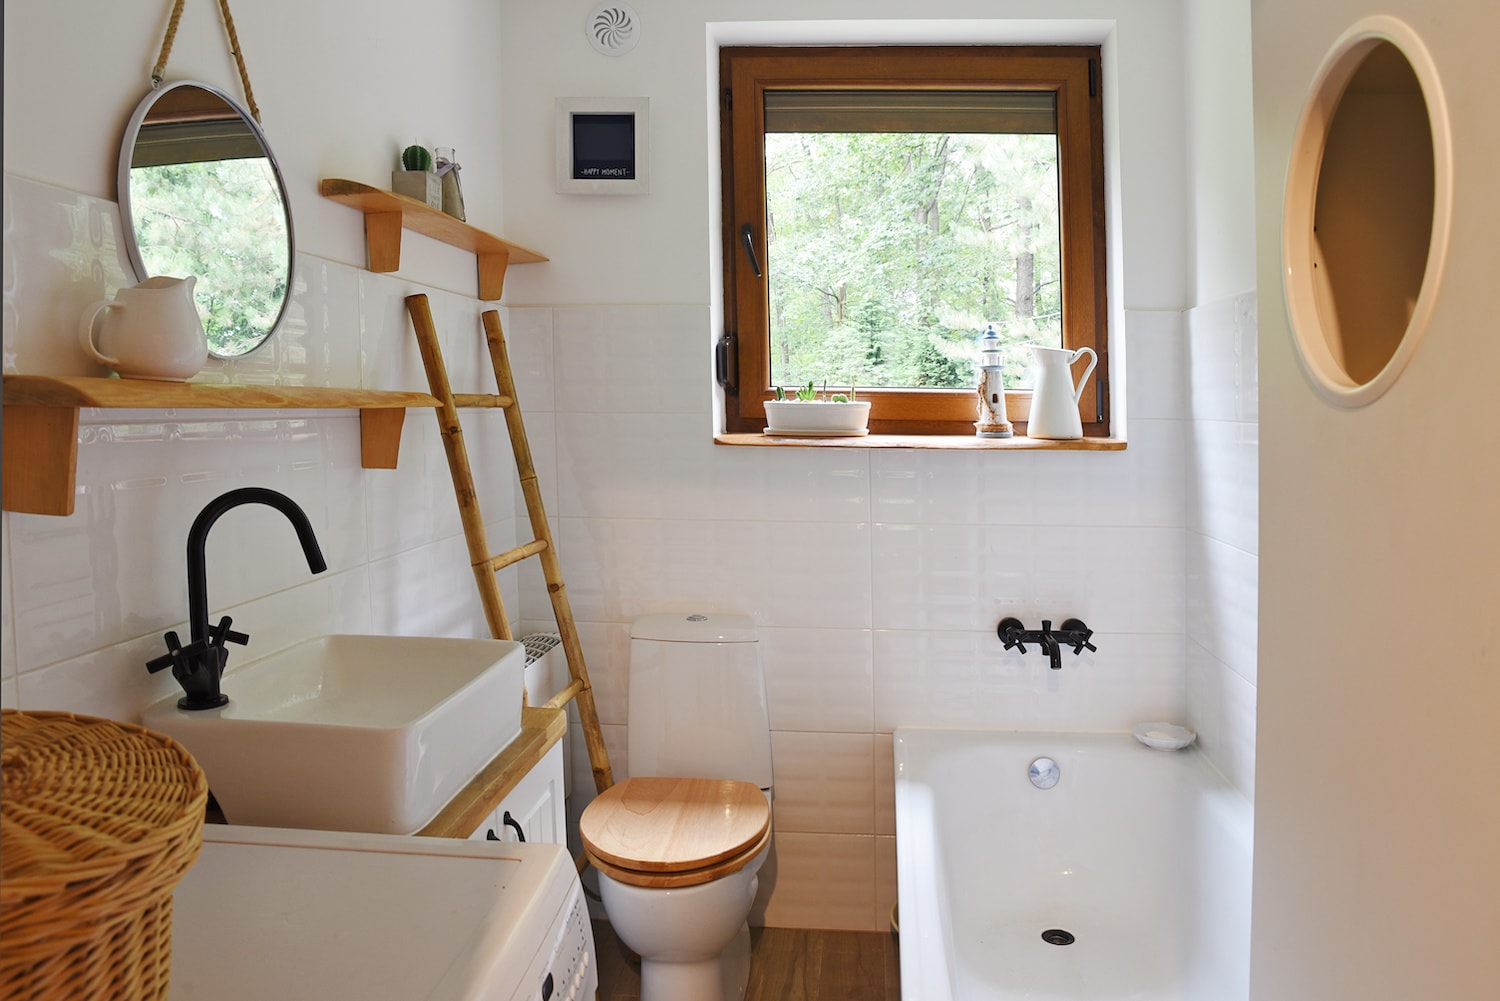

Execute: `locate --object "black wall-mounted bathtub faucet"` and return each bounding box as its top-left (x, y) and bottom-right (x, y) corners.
top-left (997, 617), bottom-right (1096, 670)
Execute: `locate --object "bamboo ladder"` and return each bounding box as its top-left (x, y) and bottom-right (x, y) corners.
top-left (404, 293), bottom-right (614, 797)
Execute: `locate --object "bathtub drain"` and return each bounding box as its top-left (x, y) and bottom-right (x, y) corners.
top-left (1041, 929), bottom-right (1076, 946)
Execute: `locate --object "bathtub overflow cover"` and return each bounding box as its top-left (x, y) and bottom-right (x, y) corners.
top-left (1028, 757), bottom-right (1060, 790)
top-left (1042, 929), bottom-right (1076, 946)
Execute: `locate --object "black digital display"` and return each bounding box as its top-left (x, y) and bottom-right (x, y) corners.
top-left (571, 113), bottom-right (636, 180)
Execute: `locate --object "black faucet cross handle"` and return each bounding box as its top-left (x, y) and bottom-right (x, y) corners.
top-left (146, 630), bottom-right (186, 674)
top-left (996, 617), bottom-right (1028, 654)
top-left (211, 616), bottom-right (250, 648)
top-left (1059, 618), bottom-right (1097, 654)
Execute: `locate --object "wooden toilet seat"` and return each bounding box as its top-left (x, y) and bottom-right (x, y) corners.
top-left (580, 776), bottom-right (771, 889)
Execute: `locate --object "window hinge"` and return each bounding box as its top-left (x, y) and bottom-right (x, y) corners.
top-left (716, 331), bottom-right (738, 392)
top-left (1089, 59), bottom-right (1099, 98)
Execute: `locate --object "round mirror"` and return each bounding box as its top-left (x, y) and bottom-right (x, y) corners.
top-left (1282, 17), bottom-right (1452, 407)
top-left (118, 81), bottom-right (294, 358)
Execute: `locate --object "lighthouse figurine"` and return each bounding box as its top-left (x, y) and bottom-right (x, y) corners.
top-left (974, 323), bottom-right (1014, 438)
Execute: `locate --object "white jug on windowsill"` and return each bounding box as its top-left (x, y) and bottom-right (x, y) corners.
top-left (1026, 344), bottom-right (1097, 440)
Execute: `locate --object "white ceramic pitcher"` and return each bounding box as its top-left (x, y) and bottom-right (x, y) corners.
top-left (1026, 343), bottom-right (1098, 440)
top-left (79, 276), bottom-right (208, 381)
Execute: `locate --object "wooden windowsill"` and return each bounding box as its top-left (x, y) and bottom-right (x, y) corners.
top-left (715, 433), bottom-right (1125, 450)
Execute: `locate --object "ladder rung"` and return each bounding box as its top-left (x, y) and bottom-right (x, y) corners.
top-left (452, 393), bottom-right (514, 409)
top-left (543, 679), bottom-right (585, 711)
top-left (483, 538), bottom-right (548, 572)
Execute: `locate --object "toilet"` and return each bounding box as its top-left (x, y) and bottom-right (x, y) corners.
top-left (580, 612), bottom-right (773, 1001)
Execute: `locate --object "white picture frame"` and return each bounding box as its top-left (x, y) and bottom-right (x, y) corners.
top-left (555, 96), bottom-right (650, 195)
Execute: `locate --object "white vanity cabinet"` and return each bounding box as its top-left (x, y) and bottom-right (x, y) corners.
top-left (467, 740), bottom-right (566, 846)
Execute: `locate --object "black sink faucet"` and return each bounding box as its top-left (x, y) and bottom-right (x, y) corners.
top-left (148, 487), bottom-right (327, 710)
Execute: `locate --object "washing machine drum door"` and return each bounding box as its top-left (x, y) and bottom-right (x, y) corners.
top-left (581, 776), bottom-right (770, 888)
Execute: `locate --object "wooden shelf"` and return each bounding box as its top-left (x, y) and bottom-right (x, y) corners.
top-left (1, 375), bottom-right (440, 517)
top-left (319, 178), bottom-right (547, 300)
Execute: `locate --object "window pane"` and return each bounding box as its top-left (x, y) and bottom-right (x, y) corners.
top-left (765, 131), bottom-right (1062, 393)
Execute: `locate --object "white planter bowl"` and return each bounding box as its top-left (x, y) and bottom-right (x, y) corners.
top-left (764, 399), bottom-right (870, 435)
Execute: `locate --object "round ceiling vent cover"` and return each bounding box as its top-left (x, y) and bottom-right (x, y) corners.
top-left (587, 3), bottom-right (640, 56)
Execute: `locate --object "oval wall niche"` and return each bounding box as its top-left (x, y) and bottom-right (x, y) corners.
top-left (1282, 16), bottom-right (1453, 407)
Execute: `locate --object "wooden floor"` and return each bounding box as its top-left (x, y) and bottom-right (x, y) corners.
top-left (593, 921), bottom-right (901, 1001)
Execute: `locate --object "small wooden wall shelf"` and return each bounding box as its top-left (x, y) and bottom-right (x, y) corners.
top-left (1, 375), bottom-right (439, 517)
top-left (319, 179), bottom-right (547, 300)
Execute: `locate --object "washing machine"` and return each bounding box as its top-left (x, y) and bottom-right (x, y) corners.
top-left (169, 825), bottom-right (596, 1000)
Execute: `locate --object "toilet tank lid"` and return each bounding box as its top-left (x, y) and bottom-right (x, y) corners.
top-left (632, 613), bottom-right (757, 643)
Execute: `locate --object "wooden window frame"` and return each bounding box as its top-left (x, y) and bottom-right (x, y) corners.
top-left (718, 45), bottom-right (1110, 437)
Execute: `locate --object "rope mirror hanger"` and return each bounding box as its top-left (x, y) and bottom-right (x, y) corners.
top-left (150, 0), bottom-right (261, 121)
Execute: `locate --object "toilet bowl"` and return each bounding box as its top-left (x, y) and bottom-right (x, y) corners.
top-left (580, 613), bottom-right (775, 1001)
top-left (582, 776), bottom-right (770, 1001)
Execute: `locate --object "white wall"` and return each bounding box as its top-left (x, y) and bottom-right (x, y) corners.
top-left (1182, 0), bottom-right (1259, 799)
top-left (2, 0), bottom-right (1262, 937)
top-left (1251, 3), bottom-right (1500, 998)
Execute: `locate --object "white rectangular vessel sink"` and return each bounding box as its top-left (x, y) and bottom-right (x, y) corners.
top-left (142, 634), bottom-right (526, 835)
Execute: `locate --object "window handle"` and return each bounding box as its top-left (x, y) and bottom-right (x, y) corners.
top-left (740, 223), bottom-right (763, 278)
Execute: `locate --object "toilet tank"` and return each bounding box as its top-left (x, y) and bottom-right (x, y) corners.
top-left (627, 613), bottom-right (773, 790)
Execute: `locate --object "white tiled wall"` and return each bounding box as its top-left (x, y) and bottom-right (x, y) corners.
top-left (509, 302), bottom-right (1194, 931)
top-left (1, 173), bottom-right (1255, 934)
top-left (1, 176), bottom-right (522, 723)
top-left (1185, 291), bottom-right (1259, 800)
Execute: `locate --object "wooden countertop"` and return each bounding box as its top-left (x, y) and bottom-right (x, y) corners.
top-left (415, 706), bottom-right (568, 838)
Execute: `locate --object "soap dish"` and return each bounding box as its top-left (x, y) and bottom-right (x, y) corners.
top-left (1132, 722), bottom-right (1197, 750)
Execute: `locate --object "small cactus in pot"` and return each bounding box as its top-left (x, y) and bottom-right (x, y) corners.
top-left (392, 143), bottom-right (442, 209)
top-left (401, 144), bottom-right (433, 172)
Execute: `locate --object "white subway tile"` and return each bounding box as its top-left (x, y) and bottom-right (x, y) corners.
top-left (553, 306), bottom-right (710, 413)
top-left (1187, 295), bottom-right (1241, 423)
top-left (569, 620), bottom-right (630, 726)
top-left (770, 731), bottom-right (876, 835)
top-left (502, 307), bottom-right (556, 413)
top-left (358, 272), bottom-right (432, 393)
top-left (1234, 291), bottom-right (1259, 423)
top-left (1187, 419), bottom-right (1259, 555)
top-left (1186, 532), bottom-right (1258, 685)
top-left (254, 257), bottom-right (362, 388)
top-left (1031, 417), bottom-right (1186, 527)
top-left (762, 626), bottom-right (874, 733)
top-left (753, 833), bottom-right (877, 931)
top-left (556, 517), bottom-right (870, 629)
top-left (1186, 640), bottom-right (1256, 802)
top-left (366, 534), bottom-right (488, 639)
top-left (873, 523), bottom-right (1182, 635)
top-left (873, 628), bottom-right (1185, 732)
top-left (870, 449), bottom-right (1037, 526)
top-left (1, 176), bottom-right (135, 377)
top-left (1219, 664), bottom-right (1257, 802)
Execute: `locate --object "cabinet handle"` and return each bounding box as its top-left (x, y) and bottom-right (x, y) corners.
top-left (502, 810), bottom-right (526, 842)
top-left (485, 828), bottom-right (499, 841)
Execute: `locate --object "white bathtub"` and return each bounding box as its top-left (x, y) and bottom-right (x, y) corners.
top-left (894, 729), bottom-right (1252, 1001)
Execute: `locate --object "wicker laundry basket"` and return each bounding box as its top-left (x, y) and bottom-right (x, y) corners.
top-left (1, 709), bottom-right (208, 1001)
